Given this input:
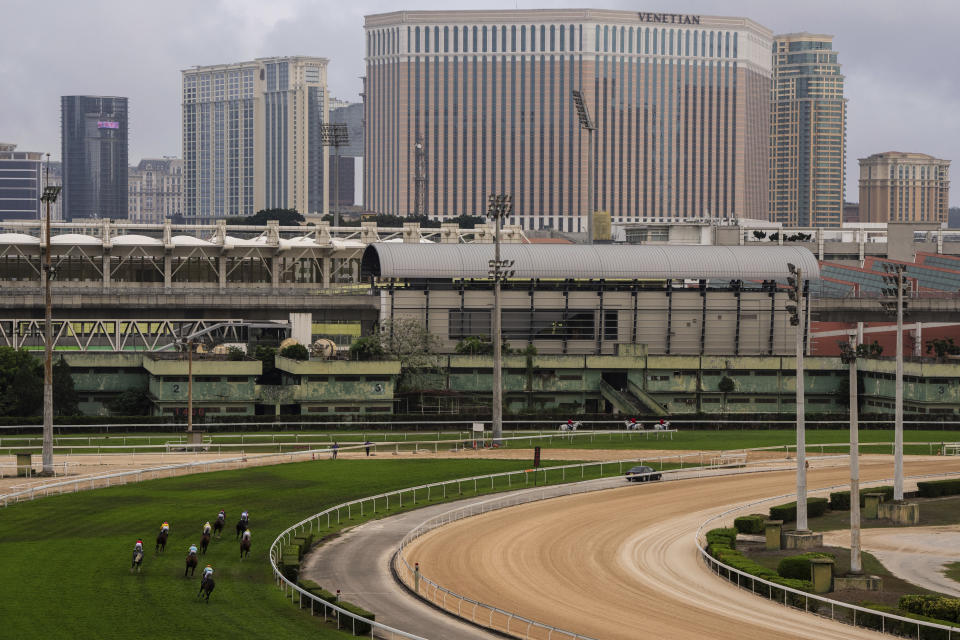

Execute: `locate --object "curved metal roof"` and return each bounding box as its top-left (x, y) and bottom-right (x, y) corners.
top-left (361, 243), bottom-right (821, 282)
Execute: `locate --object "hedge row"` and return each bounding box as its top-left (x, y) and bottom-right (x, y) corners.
top-left (298, 579), bottom-right (375, 635)
top-left (777, 553), bottom-right (834, 581)
top-left (900, 594), bottom-right (960, 623)
top-left (860, 603), bottom-right (954, 639)
top-left (828, 486), bottom-right (894, 510)
top-left (733, 514), bottom-right (766, 535)
top-left (769, 497), bottom-right (829, 523)
top-left (704, 528), bottom-right (812, 592)
top-left (917, 479), bottom-right (960, 498)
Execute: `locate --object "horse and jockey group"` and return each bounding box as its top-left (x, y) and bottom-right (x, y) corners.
top-left (622, 417), bottom-right (673, 431)
top-left (131, 508), bottom-right (253, 602)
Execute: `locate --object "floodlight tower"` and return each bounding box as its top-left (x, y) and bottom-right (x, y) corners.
top-left (319, 123), bottom-right (350, 227)
top-left (40, 156), bottom-right (61, 476)
top-left (786, 263), bottom-right (808, 530)
top-left (838, 337), bottom-right (862, 573)
top-left (486, 194), bottom-right (514, 443)
top-left (880, 263), bottom-right (909, 501)
top-left (571, 90), bottom-right (597, 243)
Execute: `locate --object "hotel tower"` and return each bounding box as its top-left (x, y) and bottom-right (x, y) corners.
top-left (364, 9), bottom-right (773, 230)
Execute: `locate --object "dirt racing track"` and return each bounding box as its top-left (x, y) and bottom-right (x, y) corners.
top-left (402, 458), bottom-right (960, 640)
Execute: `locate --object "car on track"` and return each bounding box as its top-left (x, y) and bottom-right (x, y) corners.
top-left (625, 465), bottom-right (662, 482)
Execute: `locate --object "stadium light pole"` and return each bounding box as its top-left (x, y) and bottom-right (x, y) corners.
top-left (839, 336), bottom-right (862, 573)
top-left (319, 123), bottom-right (349, 228)
top-left (571, 90), bottom-right (596, 244)
top-left (40, 157), bottom-right (62, 477)
top-left (487, 194), bottom-right (514, 444)
top-left (786, 263), bottom-right (808, 531)
top-left (881, 263), bottom-right (908, 501)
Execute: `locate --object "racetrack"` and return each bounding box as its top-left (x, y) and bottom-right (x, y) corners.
top-left (403, 457), bottom-right (960, 640)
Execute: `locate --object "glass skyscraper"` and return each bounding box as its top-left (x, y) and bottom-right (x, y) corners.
top-left (182, 57), bottom-right (329, 220)
top-left (770, 34), bottom-right (846, 227)
top-left (364, 9), bottom-right (773, 230)
top-left (61, 96), bottom-right (129, 221)
top-left (0, 143), bottom-right (43, 221)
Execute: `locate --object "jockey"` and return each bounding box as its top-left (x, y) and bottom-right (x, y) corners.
top-left (188, 544), bottom-right (198, 557)
top-left (217, 509), bottom-right (225, 522)
top-left (134, 539), bottom-right (143, 553)
top-left (160, 521), bottom-right (170, 535)
top-left (241, 528), bottom-right (251, 542)
top-left (201, 564), bottom-right (214, 584)
top-left (202, 521), bottom-right (212, 535)
top-left (240, 510), bottom-right (249, 524)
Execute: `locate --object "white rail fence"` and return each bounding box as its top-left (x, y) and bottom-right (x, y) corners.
top-left (270, 453), bottom-right (802, 640)
top-left (696, 473), bottom-right (960, 640)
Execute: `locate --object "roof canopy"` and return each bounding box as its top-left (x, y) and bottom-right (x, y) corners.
top-left (361, 243), bottom-right (821, 282)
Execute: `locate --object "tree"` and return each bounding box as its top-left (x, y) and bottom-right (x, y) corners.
top-left (926, 338), bottom-right (960, 359)
top-left (53, 357), bottom-right (80, 416)
top-left (0, 346), bottom-right (43, 417)
top-left (253, 345), bottom-right (281, 385)
top-left (108, 388), bottom-right (153, 416)
top-left (226, 346), bottom-right (245, 361)
top-left (378, 319), bottom-right (438, 370)
top-left (455, 336), bottom-right (494, 355)
top-left (279, 343), bottom-right (309, 361)
top-left (348, 336), bottom-right (385, 361)
top-left (227, 208), bottom-right (304, 226)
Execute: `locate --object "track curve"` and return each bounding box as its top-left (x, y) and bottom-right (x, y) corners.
top-left (404, 457), bottom-right (960, 640)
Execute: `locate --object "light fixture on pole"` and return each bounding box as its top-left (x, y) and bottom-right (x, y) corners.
top-left (786, 262), bottom-right (808, 531)
top-left (486, 194), bottom-right (514, 444)
top-left (571, 89), bottom-right (597, 244)
top-left (880, 263), bottom-right (909, 501)
top-left (319, 123), bottom-right (350, 228)
top-left (838, 337), bottom-right (862, 573)
top-left (40, 156), bottom-right (61, 477)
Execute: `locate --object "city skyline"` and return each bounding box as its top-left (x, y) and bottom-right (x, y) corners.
top-left (2, 0), bottom-right (958, 206)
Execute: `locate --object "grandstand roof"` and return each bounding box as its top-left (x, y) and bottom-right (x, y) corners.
top-left (361, 243), bottom-right (821, 282)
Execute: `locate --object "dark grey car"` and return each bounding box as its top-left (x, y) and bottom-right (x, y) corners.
top-left (625, 465), bottom-right (662, 482)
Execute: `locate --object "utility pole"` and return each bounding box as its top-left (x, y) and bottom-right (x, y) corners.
top-left (881, 264), bottom-right (908, 501)
top-left (187, 339), bottom-right (194, 433)
top-left (571, 90), bottom-right (597, 243)
top-left (319, 123), bottom-right (349, 227)
top-left (40, 156), bottom-right (62, 476)
top-left (786, 263), bottom-right (807, 530)
top-left (487, 194), bottom-right (514, 444)
top-left (414, 136), bottom-right (427, 217)
top-left (839, 336), bottom-right (862, 573)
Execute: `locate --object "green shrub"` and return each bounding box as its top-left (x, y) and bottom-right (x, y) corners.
top-left (829, 486), bottom-right (894, 510)
top-left (280, 553), bottom-right (300, 582)
top-left (336, 601), bottom-right (376, 635)
top-left (777, 552), bottom-right (834, 581)
top-left (769, 497), bottom-right (828, 523)
top-left (706, 527), bottom-right (737, 552)
top-left (279, 343), bottom-right (310, 361)
top-left (917, 479), bottom-right (960, 498)
top-left (770, 576), bottom-right (814, 592)
top-left (863, 603), bottom-right (953, 639)
top-left (733, 514), bottom-right (766, 535)
top-left (899, 594), bottom-right (939, 616)
top-left (922, 597), bottom-right (960, 623)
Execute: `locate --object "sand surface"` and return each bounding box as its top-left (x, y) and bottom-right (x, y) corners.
top-left (403, 458), bottom-right (960, 640)
top-left (823, 526), bottom-right (960, 597)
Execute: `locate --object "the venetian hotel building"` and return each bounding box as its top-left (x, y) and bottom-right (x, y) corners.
top-left (364, 10), bottom-right (772, 229)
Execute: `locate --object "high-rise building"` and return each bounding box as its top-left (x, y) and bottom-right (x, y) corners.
top-left (859, 152), bottom-right (950, 223)
top-left (364, 10), bottom-right (773, 230)
top-left (769, 33), bottom-right (846, 228)
top-left (181, 56), bottom-right (329, 221)
top-left (0, 143), bottom-right (43, 221)
top-left (128, 157), bottom-right (184, 224)
top-left (61, 96), bottom-right (129, 221)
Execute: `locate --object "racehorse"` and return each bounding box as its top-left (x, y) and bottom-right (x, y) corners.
top-left (155, 530), bottom-right (168, 553)
top-left (240, 537), bottom-right (251, 559)
top-left (197, 576), bottom-right (215, 603)
top-left (185, 552), bottom-right (198, 577)
top-left (235, 520), bottom-right (248, 540)
top-left (131, 550), bottom-right (144, 573)
top-left (212, 518), bottom-right (224, 539)
top-left (200, 532), bottom-right (210, 555)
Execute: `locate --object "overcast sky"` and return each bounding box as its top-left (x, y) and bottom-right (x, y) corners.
top-left (2, 0), bottom-right (957, 205)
